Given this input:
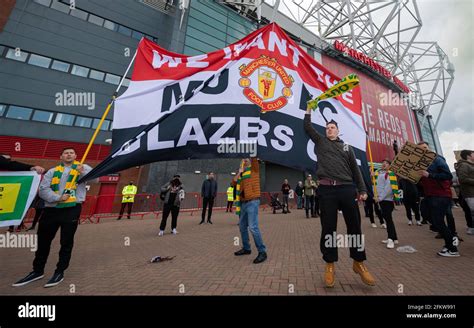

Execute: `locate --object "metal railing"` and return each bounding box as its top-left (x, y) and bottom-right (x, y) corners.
top-left (22, 191), bottom-right (298, 224)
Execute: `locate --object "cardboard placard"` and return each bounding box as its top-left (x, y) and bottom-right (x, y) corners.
top-left (389, 141), bottom-right (437, 183)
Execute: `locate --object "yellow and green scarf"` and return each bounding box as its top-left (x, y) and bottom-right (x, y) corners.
top-left (51, 161), bottom-right (80, 208)
top-left (235, 167), bottom-right (252, 216)
top-left (375, 170), bottom-right (400, 201)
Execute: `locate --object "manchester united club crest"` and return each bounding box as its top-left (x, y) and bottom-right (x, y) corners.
top-left (238, 55), bottom-right (294, 113)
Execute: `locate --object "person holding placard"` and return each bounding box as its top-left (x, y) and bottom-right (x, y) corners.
top-left (417, 142), bottom-right (459, 257)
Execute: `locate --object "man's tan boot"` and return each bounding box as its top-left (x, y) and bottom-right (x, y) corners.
top-left (353, 261), bottom-right (376, 286)
top-left (324, 262), bottom-right (335, 288)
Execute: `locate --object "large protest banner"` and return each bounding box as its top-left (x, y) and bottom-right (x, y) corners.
top-left (390, 141), bottom-right (437, 183)
top-left (81, 23), bottom-right (369, 183)
top-left (0, 172), bottom-right (41, 227)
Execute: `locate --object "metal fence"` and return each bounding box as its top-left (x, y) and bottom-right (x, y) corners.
top-left (21, 192), bottom-right (298, 224)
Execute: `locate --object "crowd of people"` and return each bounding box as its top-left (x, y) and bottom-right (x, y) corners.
top-left (1, 123), bottom-right (473, 289)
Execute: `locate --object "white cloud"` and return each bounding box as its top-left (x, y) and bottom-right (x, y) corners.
top-left (439, 130), bottom-right (474, 171)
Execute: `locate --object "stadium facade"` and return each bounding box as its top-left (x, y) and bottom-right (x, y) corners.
top-left (0, 0), bottom-right (448, 196)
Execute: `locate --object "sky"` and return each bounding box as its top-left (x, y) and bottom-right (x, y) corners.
top-left (267, 0), bottom-right (474, 170)
top-left (414, 0), bottom-right (474, 170)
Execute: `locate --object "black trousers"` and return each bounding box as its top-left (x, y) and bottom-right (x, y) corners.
top-left (160, 203), bottom-right (180, 230)
top-left (226, 201), bottom-right (233, 212)
top-left (314, 196), bottom-right (320, 215)
top-left (31, 207), bottom-right (45, 229)
top-left (420, 198), bottom-right (430, 223)
top-left (305, 195), bottom-right (315, 216)
top-left (118, 202), bottom-right (133, 218)
top-left (33, 204), bottom-right (81, 274)
top-left (365, 198), bottom-right (384, 224)
top-left (201, 197), bottom-right (215, 222)
top-left (282, 194), bottom-right (290, 211)
top-left (445, 204), bottom-right (457, 235)
top-left (319, 185), bottom-right (366, 263)
top-left (426, 196), bottom-right (457, 252)
top-left (403, 196), bottom-right (421, 222)
top-left (379, 201), bottom-right (398, 241)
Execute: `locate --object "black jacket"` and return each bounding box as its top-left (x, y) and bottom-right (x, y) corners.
top-left (201, 179), bottom-right (217, 198)
top-left (295, 184), bottom-right (303, 196)
top-left (0, 156), bottom-right (32, 171)
top-left (304, 114), bottom-right (366, 193)
top-left (399, 178), bottom-right (419, 200)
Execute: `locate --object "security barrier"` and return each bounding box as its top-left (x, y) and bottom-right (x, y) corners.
top-left (20, 191), bottom-right (299, 225)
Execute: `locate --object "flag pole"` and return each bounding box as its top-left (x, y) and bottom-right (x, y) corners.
top-left (366, 133), bottom-right (378, 200)
top-left (70, 46), bottom-right (139, 185)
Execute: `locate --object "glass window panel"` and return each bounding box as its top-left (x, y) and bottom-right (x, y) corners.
top-left (51, 60), bottom-right (70, 72)
top-left (6, 106), bottom-right (33, 120)
top-left (88, 14), bottom-right (104, 26)
top-left (118, 25), bottom-right (132, 37)
top-left (32, 110), bottom-right (54, 123)
top-left (0, 104), bottom-right (6, 116)
top-left (33, 0), bottom-right (52, 6)
top-left (71, 65), bottom-right (90, 77)
top-left (74, 116), bottom-right (92, 128)
top-left (89, 70), bottom-right (105, 81)
top-left (92, 118), bottom-right (110, 131)
top-left (103, 20), bottom-right (117, 31)
top-left (105, 73), bottom-right (120, 85)
top-left (50, 0), bottom-right (70, 14)
top-left (132, 30), bottom-right (144, 40)
top-left (28, 54), bottom-right (51, 68)
top-left (122, 78), bottom-right (130, 87)
top-left (54, 113), bottom-right (75, 126)
top-left (70, 8), bottom-right (88, 20)
top-left (5, 48), bottom-right (28, 62)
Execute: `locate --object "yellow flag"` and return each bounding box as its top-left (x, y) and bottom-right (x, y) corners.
top-left (307, 74), bottom-right (360, 110)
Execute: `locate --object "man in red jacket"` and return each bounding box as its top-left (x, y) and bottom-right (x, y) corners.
top-left (417, 142), bottom-right (459, 257)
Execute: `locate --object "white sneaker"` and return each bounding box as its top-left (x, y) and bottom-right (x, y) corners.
top-left (386, 239), bottom-right (395, 249)
top-left (437, 249), bottom-right (460, 257)
top-left (371, 223), bottom-right (377, 228)
top-left (158, 230), bottom-right (164, 236)
top-left (408, 220), bottom-right (413, 226)
top-left (380, 223), bottom-right (387, 229)
top-left (172, 229), bottom-right (178, 235)
top-left (466, 228), bottom-right (474, 235)
top-left (382, 239), bottom-right (399, 244)
top-left (416, 221), bottom-right (422, 226)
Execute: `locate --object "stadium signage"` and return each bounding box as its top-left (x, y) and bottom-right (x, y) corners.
top-left (333, 40), bottom-right (410, 93)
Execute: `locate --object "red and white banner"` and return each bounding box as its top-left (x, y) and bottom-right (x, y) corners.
top-left (322, 55), bottom-right (420, 162)
top-left (82, 23), bottom-right (369, 182)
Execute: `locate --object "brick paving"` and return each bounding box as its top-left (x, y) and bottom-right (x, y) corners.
top-left (1, 206), bottom-right (473, 295)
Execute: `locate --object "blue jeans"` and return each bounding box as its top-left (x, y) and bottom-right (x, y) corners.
top-left (239, 199), bottom-right (266, 253)
top-left (297, 195), bottom-right (303, 208)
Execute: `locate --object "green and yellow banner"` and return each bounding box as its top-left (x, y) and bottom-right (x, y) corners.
top-left (0, 172), bottom-right (41, 227)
